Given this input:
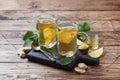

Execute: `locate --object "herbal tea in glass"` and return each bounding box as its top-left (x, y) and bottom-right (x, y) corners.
top-left (37, 14), bottom-right (58, 57)
top-left (58, 23), bottom-right (78, 57)
top-left (87, 34), bottom-right (99, 50)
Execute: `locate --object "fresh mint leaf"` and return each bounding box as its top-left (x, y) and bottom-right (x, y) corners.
top-left (59, 57), bottom-right (72, 65)
top-left (24, 39), bottom-right (33, 47)
top-left (41, 46), bottom-right (49, 52)
top-left (83, 22), bottom-right (90, 32)
top-left (23, 31), bottom-right (39, 47)
top-left (23, 31), bottom-right (34, 41)
top-left (30, 34), bottom-right (39, 45)
top-left (41, 46), bottom-right (56, 57)
top-left (78, 25), bottom-right (83, 32)
top-left (77, 33), bottom-right (87, 42)
top-left (75, 23), bottom-right (83, 32)
top-left (74, 22), bottom-right (90, 32)
top-left (36, 23), bottom-right (39, 30)
top-left (49, 49), bottom-right (56, 57)
top-left (30, 34), bottom-right (38, 40)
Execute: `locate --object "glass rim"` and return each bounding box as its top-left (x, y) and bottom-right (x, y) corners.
top-left (58, 22), bottom-right (77, 27)
top-left (36, 14), bottom-right (58, 21)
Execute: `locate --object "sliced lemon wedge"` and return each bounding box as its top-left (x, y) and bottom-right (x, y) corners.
top-left (59, 30), bottom-right (77, 44)
top-left (88, 47), bottom-right (103, 58)
top-left (59, 51), bottom-right (74, 57)
top-left (43, 27), bottom-right (56, 45)
top-left (77, 39), bottom-right (83, 45)
top-left (78, 43), bottom-right (89, 50)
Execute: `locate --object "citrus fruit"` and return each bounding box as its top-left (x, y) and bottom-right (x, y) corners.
top-left (77, 39), bottom-right (84, 45)
top-left (59, 30), bottom-right (77, 44)
top-left (88, 47), bottom-right (103, 58)
top-left (59, 51), bottom-right (74, 57)
top-left (43, 27), bottom-right (56, 45)
top-left (78, 43), bottom-right (89, 50)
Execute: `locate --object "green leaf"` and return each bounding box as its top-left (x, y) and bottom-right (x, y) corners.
top-left (36, 23), bottom-right (39, 30)
top-left (74, 23), bottom-right (83, 32)
top-left (59, 57), bottom-right (72, 65)
top-left (78, 26), bottom-right (83, 32)
top-left (49, 49), bottom-right (56, 57)
top-left (83, 22), bottom-right (90, 32)
top-left (41, 46), bottom-right (50, 52)
top-left (74, 22), bottom-right (90, 32)
top-left (41, 46), bottom-right (56, 57)
top-left (23, 31), bottom-right (34, 41)
top-left (30, 34), bottom-right (38, 40)
top-left (31, 34), bottom-right (39, 45)
top-left (77, 33), bottom-right (87, 42)
top-left (24, 39), bottom-right (33, 47)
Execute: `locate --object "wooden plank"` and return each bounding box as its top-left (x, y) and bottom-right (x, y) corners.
top-left (0, 20), bottom-right (120, 31)
top-left (0, 11), bottom-right (120, 20)
top-left (0, 45), bottom-right (119, 64)
top-left (0, 63), bottom-right (119, 80)
top-left (0, 0), bottom-right (120, 10)
top-left (0, 30), bottom-right (119, 46)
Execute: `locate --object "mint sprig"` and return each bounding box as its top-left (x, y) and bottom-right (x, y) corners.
top-left (41, 46), bottom-right (56, 57)
top-left (75, 22), bottom-right (90, 32)
top-left (59, 57), bottom-right (72, 65)
top-left (23, 31), bottom-right (38, 47)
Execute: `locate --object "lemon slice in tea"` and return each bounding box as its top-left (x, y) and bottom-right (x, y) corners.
top-left (59, 30), bottom-right (77, 44)
top-left (43, 27), bottom-right (56, 45)
top-left (88, 47), bottom-right (103, 58)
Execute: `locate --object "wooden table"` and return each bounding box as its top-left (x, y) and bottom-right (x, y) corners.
top-left (0, 0), bottom-right (120, 80)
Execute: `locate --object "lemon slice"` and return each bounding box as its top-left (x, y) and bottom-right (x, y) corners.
top-left (88, 47), bottom-right (103, 58)
top-left (60, 51), bottom-right (74, 57)
top-left (43, 27), bottom-right (56, 45)
top-left (59, 30), bottom-right (77, 44)
top-left (78, 43), bottom-right (89, 50)
top-left (77, 39), bottom-right (84, 45)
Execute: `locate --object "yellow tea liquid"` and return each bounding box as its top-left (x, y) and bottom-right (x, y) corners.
top-left (38, 18), bottom-right (57, 47)
top-left (58, 26), bottom-right (78, 57)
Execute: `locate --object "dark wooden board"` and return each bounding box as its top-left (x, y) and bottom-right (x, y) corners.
top-left (26, 50), bottom-right (99, 71)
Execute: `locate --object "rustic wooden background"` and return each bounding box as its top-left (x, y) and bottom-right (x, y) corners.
top-left (0, 0), bottom-right (120, 80)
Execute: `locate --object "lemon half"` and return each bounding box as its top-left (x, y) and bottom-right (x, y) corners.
top-left (88, 47), bottom-right (103, 58)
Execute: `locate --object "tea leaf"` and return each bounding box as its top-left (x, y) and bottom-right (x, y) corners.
top-left (59, 57), bottom-right (72, 65)
top-left (23, 31), bottom-right (34, 41)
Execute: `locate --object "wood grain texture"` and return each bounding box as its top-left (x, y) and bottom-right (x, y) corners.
top-left (0, 20), bottom-right (120, 31)
top-left (0, 0), bottom-right (120, 80)
top-left (0, 0), bottom-right (120, 10)
top-left (0, 11), bottom-right (120, 20)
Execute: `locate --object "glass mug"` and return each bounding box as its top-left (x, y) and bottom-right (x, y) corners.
top-left (37, 14), bottom-right (58, 51)
top-left (58, 23), bottom-right (78, 57)
top-left (37, 15), bottom-right (78, 59)
top-left (87, 34), bottom-right (99, 50)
